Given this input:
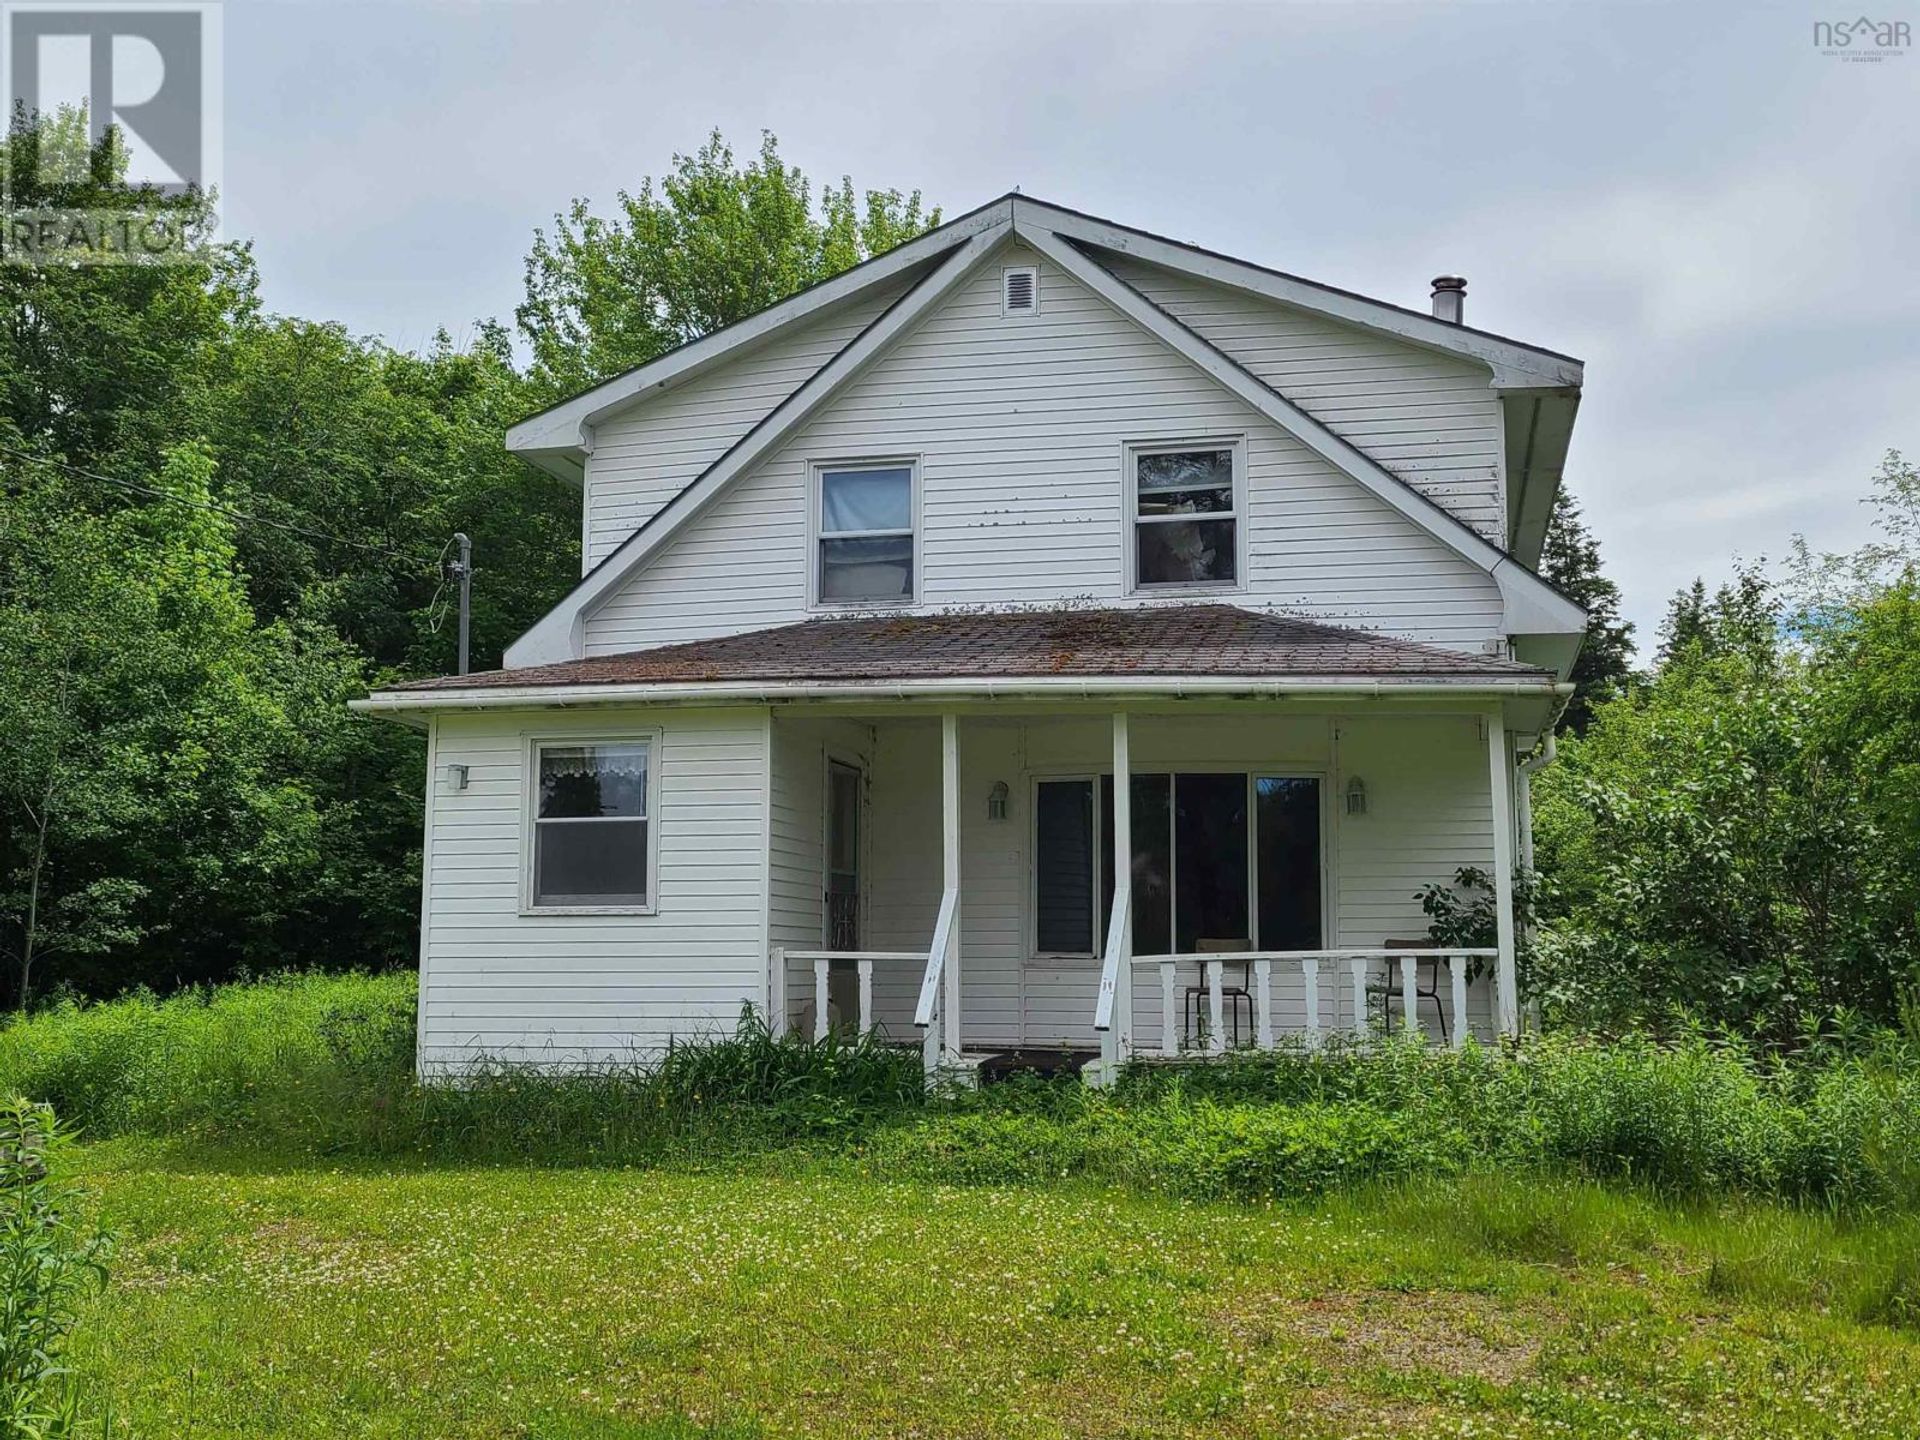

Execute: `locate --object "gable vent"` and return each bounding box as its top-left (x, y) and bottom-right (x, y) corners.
top-left (1001, 265), bottom-right (1038, 316)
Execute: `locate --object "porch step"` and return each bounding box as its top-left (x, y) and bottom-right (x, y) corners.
top-left (974, 1048), bottom-right (1101, 1084)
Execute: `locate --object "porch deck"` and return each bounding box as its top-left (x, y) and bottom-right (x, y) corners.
top-left (769, 701), bottom-right (1524, 1077)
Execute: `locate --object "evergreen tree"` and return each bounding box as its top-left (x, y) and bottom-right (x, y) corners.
top-left (1538, 491), bottom-right (1634, 734)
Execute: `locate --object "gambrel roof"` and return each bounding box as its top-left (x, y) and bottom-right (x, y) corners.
top-left (502, 195), bottom-right (1586, 673)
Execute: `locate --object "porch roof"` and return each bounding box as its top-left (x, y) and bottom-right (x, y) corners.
top-left (384, 605), bottom-right (1552, 694)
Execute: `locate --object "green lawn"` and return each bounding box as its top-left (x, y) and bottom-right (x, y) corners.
top-left (68, 1144), bottom-right (1920, 1439)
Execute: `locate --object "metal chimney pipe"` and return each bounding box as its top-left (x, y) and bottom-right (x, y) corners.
top-left (1430, 275), bottom-right (1466, 324)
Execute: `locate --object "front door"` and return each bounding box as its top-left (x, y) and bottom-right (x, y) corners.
top-left (824, 760), bottom-right (862, 1029)
top-left (825, 759), bottom-right (862, 951)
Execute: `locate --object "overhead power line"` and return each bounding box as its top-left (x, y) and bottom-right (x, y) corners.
top-left (0, 441), bottom-right (450, 572)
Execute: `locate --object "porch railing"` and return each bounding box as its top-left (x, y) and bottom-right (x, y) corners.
top-left (772, 947), bottom-right (925, 1039)
top-left (1115, 948), bottom-right (1499, 1057)
top-left (1092, 885), bottom-right (1131, 1034)
top-left (768, 887), bottom-right (959, 1073)
top-left (914, 887), bottom-right (960, 1071)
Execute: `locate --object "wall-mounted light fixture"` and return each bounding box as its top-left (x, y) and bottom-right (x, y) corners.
top-left (986, 780), bottom-right (1010, 822)
top-left (443, 763), bottom-right (470, 792)
top-left (1344, 775), bottom-right (1367, 817)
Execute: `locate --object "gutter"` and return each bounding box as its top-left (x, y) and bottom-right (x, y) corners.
top-left (1518, 727), bottom-right (1559, 775)
top-left (351, 673), bottom-right (1574, 716)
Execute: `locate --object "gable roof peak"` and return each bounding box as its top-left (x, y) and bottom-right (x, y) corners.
top-left (506, 189), bottom-right (1581, 485)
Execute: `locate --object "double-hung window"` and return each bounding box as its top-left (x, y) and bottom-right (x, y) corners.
top-left (1129, 442), bottom-right (1241, 589)
top-left (816, 460), bottom-right (916, 604)
top-left (1032, 772), bottom-right (1321, 958)
top-left (529, 740), bottom-right (654, 909)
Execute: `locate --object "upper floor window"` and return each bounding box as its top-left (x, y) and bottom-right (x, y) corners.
top-left (1129, 441), bottom-right (1241, 589)
top-left (529, 739), bottom-right (654, 910)
top-left (816, 460), bottom-right (916, 604)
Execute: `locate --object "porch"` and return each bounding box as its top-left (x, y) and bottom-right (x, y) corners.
top-left (764, 704), bottom-right (1527, 1077)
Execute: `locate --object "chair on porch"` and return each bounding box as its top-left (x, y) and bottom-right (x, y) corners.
top-left (1183, 938), bottom-right (1255, 1049)
top-left (1365, 938), bottom-right (1449, 1045)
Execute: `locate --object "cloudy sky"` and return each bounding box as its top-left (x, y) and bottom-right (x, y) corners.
top-left (213, 0), bottom-right (1916, 650)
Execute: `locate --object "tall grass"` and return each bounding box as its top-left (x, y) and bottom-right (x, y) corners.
top-left (867, 1032), bottom-right (1920, 1208)
top-left (0, 972), bottom-right (417, 1141)
top-left (3, 974), bottom-right (1918, 1209)
top-left (0, 973), bottom-right (923, 1164)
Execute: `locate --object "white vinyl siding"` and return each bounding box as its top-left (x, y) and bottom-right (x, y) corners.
top-left (415, 706), bottom-right (1499, 1072)
top-left (418, 707), bottom-right (769, 1073)
top-left (583, 241), bottom-right (1504, 658)
top-left (581, 277), bottom-right (917, 571)
top-left (1102, 253), bottom-right (1508, 544)
top-left (758, 709), bottom-right (1498, 1052)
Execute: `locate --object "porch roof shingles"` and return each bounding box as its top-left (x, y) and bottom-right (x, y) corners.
top-left (388, 605), bottom-right (1553, 693)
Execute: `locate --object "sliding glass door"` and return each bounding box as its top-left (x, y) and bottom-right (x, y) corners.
top-left (1032, 773), bottom-right (1323, 958)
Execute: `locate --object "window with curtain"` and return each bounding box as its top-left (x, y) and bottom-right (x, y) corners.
top-left (1131, 445), bottom-right (1238, 588)
top-left (818, 462), bottom-right (914, 603)
top-left (1036, 772), bottom-right (1321, 957)
top-left (531, 741), bottom-right (651, 907)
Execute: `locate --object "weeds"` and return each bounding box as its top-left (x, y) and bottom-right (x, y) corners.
top-left (0, 1100), bottom-right (111, 1438)
top-left (3, 974), bottom-right (1919, 1210)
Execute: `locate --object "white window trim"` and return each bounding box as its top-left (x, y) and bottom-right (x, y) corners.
top-left (520, 729), bottom-right (663, 916)
top-left (1025, 762), bottom-right (1330, 965)
top-left (1001, 264), bottom-right (1040, 317)
top-left (1123, 436), bottom-right (1248, 596)
top-left (807, 455), bottom-right (923, 611)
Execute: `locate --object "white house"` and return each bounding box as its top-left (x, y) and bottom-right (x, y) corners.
top-left (353, 194), bottom-right (1587, 1080)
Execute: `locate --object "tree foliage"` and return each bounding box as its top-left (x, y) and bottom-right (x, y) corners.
top-left (1534, 455), bottom-right (1920, 1042)
top-left (0, 119), bottom-right (936, 1007)
top-left (516, 130), bottom-right (939, 401)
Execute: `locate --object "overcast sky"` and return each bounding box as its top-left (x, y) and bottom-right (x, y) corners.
top-left (215, 0), bottom-right (1917, 651)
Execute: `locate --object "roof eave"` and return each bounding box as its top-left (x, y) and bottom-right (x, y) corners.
top-left (1502, 387), bottom-right (1581, 567)
top-left (1011, 196), bottom-right (1585, 389)
top-left (503, 196), bottom-right (1020, 477)
top-left (354, 672), bottom-right (1567, 716)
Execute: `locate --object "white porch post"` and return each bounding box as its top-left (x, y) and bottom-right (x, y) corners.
top-left (1515, 756), bottom-right (1536, 875)
top-left (941, 712), bottom-right (962, 1061)
top-left (1487, 712), bottom-right (1520, 1038)
top-left (1111, 711), bottom-right (1133, 1063)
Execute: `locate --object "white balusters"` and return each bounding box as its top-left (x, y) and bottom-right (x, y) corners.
top-left (857, 958), bottom-right (873, 1035)
top-left (1302, 955), bottom-right (1321, 1049)
top-left (1119, 948), bottom-right (1496, 1058)
top-left (813, 957), bottom-right (830, 1042)
top-left (1449, 953), bottom-right (1468, 1050)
